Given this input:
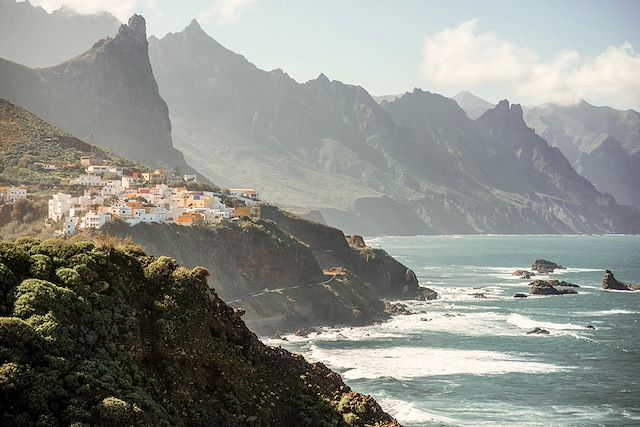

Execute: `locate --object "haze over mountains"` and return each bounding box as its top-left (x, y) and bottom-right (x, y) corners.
top-left (0, 1), bottom-right (638, 234)
top-left (0, 0), bottom-right (120, 67)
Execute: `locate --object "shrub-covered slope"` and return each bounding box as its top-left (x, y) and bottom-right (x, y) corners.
top-left (102, 219), bottom-right (388, 335)
top-left (0, 238), bottom-right (398, 426)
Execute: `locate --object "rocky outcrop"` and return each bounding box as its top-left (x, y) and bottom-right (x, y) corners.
top-left (601, 270), bottom-right (640, 291)
top-left (384, 302), bottom-right (414, 316)
top-left (512, 269), bottom-right (535, 278)
top-left (531, 259), bottom-right (566, 274)
top-left (0, 14), bottom-right (196, 173)
top-left (530, 280), bottom-right (578, 295)
top-left (514, 293), bottom-right (528, 298)
top-left (0, 238), bottom-right (398, 426)
top-left (527, 327), bottom-right (550, 335)
top-left (261, 205), bottom-right (437, 300)
top-left (102, 219), bottom-right (388, 335)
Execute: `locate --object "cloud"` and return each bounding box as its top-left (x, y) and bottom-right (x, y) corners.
top-left (198, 0), bottom-right (256, 25)
top-left (29, 0), bottom-right (148, 21)
top-left (421, 20), bottom-right (640, 109)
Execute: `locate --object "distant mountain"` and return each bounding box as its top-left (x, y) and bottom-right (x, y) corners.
top-left (148, 20), bottom-right (639, 235)
top-left (0, 15), bottom-right (195, 174)
top-left (524, 101), bottom-right (640, 208)
top-left (0, 0), bottom-right (120, 68)
top-left (453, 91), bottom-right (494, 119)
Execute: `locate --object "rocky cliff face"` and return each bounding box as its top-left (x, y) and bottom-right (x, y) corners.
top-left (0, 15), bottom-right (195, 173)
top-left (0, 238), bottom-right (398, 426)
top-left (102, 219), bottom-right (387, 334)
top-left (0, 0), bottom-right (120, 68)
top-left (261, 206), bottom-right (431, 299)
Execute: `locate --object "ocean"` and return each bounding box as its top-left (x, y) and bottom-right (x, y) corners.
top-left (264, 235), bottom-right (640, 426)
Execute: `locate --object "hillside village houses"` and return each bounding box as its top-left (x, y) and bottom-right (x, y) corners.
top-left (47, 163), bottom-right (261, 236)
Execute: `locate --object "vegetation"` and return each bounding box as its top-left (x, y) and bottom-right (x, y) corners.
top-left (0, 199), bottom-right (49, 241)
top-left (0, 99), bottom-right (146, 195)
top-left (0, 238), bottom-right (397, 426)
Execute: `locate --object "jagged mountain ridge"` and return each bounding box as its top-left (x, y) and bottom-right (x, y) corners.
top-left (452, 91), bottom-right (495, 119)
top-left (0, 0), bottom-right (121, 68)
top-left (0, 15), bottom-right (195, 174)
top-left (148, 21), bottom-right (639, 234)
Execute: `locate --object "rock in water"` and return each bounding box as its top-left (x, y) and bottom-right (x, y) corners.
top-left (527, 327), bottom-right (550, 335)
top-left (514, 293), bottom-right (528, 298)
top-left (601, 270), bottom-right (640, 291)
top-left (415, 287), bottom-right (439, 301)
top-left (530, 280), bottom-right (578, 295)
top-left (531, 259), bottom-right (566, 273)
top-left (384, 302), bottom-right (413, 316)
top-left (512, 269), bottom-right (535, 278)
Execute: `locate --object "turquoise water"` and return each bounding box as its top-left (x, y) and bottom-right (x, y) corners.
top-left (265, 235), bottom-right (640, 426)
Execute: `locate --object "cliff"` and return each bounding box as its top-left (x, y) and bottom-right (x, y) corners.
top-left (0, 238), bottom-right (398, 426)
top-left (261, 205), bottom-right (433, 300)
top-left (102, 219), bottom-right (387, 335)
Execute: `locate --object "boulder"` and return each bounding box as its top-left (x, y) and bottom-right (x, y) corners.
top-left (601, 270), bottom-right (640, 291)
top-left (345, 235), bottom-right (367, 248)
top-left (530, 280), bottom-right (578, 295)
top-left (526, 327), bottom-right (550, 335)
top-left (513, 293), bottom-right (528, 298)
top-left (531, 259), bottom-right (565, 274)
top-left (512, 270), bottom-right (535, 278)
top-left (415, 287), bottom-right (439, 301)
top-left (383, 302), bottom-right (413, 316)
top-left (469, 292), bottom-right (487, 299)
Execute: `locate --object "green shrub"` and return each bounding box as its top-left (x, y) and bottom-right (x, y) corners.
top-left (29, 254), bottom-right (52, 280)
top-left (55, 268), bottom-right (83, 288)
top-left (13, 279), bottom-right (75, 319)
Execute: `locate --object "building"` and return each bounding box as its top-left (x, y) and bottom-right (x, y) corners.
top-left (63, 217), bottom-right (79, 235)
top-left (80, 156), bottom-right (103, 167)
top-left (81, 212), bottom-right (112, 229)
top-left (228, 188), bottom-right (259, 200)
top-left (74, 174), bottom-right (103, 187)
top-left (233, 205), bottom-right (261, 219)
top-left (48, 193), bottom-right (74, 221)
top-left (87, 165), bottom-right (123, 177)
top-left (2, 187), bottom-right (28, 203)
top-left (183, 174), bottom-right (197, 183)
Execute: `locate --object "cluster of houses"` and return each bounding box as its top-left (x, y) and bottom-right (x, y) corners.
top-left (47, 160), bottom-right (261, 236)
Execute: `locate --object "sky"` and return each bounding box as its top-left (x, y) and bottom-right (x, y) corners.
top-left (27, 0), bottom-right (640, 110)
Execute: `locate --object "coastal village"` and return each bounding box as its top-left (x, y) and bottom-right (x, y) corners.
top-left (3, 155), bottom-right (262, 236)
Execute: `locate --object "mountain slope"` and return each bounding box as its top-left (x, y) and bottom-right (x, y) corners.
top-left (0, 238), bottom-right (398, 426)
top-left (0, 15), bottom-right (195, 174)
top-left (0, 0), bottom-right (120, 68)
top-left (148, 21), bottom-right (639, 235)
top-left (523, 101), bottom-right (640, 208)
top-left (453, 91), bottom-right (494, 119)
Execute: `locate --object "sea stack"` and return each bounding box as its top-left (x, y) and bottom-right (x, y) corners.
top-left (531, 259), bottom-right (566, 274)
top-left (601, 270), bottom-right (640, 291)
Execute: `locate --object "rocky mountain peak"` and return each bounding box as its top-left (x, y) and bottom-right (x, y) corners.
top-left (116, 14), bottom-right (147, 44)
top-left (478, 99), bottom-right (529, 132)
top-left (316, 72), bottom-right (330, 83)
top-left (184, 18), bottom-right (207, 36)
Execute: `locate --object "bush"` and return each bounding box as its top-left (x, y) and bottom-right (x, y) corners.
top-left (12, 279), bottom-right (75, 319)
top-left (29, 254), bottom-right (52, 280)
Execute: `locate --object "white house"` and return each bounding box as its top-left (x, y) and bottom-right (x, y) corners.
top-left (87, 165), bottom-right (123, 177)
top-left (74, 174), bottom-right (103, 186)
top-left (63, 216), bottom-right (79, 235)
top-left (3, 187), bottom-right (28, 203)
top-left (81, 212), bottom-right (112, 229)
top-left (48, 193), bottom-right (74, 221)
top-left (183, 174), bottom-right (197, 183)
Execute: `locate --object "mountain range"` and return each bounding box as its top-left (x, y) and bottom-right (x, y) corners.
top-left (0, 2), bottom-right (638, 234)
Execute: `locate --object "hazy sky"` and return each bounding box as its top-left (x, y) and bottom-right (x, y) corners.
top-left (28, 0), bottom-right (640, 109)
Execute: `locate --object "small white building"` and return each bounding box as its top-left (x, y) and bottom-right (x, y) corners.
top-left (63, 216), bottom-right (79, 235)
top-left (183, 174), bottom-right (197, 183)
top-left (87, 165), bottom-right (123, 177)
top-left (74, 174), bottom-right (103, 187)
top-left (3, 187), bottom-right (28, 203)
top-left (48, 193), bottom-right (74, 221)
top-left (81, 212), bottom-right (112, 229)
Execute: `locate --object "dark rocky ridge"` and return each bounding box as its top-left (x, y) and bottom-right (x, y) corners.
top-left (102, 219), bottom-right (388, 335)
top-left (0, 15), bottom-right (196, 174)
top-left (0, 238), bottom-right (398, 426)
top-left (601, 270), bottom-right (640, 291)
top-left (261, 205), bottom-right (437, 300)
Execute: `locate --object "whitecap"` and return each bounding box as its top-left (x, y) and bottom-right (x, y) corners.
top-left (307, 345), bottom-right (571, 380)
top-left (577, 309), bottom-right (637, 316)
top-left (379, 398), bottom-right (459, 425)
top-left (506, 313), bottom-right (586, 331)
